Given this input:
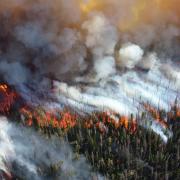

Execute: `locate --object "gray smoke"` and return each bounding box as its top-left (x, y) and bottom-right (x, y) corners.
top-left (0, 0), bottom-right (179, 90)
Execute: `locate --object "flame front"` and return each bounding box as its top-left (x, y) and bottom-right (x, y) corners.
top-left (20, 106), bottom-right (138, 135)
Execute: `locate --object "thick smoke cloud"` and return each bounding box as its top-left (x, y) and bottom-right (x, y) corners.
top-left (118, 43), bottom-right (144, 69)
top-left (0, 61), bottom-right (29, 84)
top-left (0, 0), bottom-right (179, 84)
top-left (0, 0), bottom-right (179, 124)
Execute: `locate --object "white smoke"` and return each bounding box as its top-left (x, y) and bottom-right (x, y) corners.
top-left (53, 40), bottom-right (179, 142)
top-left (160, 64), bottom-right (180, 90)
top-left (0, 117), bottom-right (104, 180)
top-left (94, 56), bottom-right (116, 80)
top-left (82, 14), bottom-right (118, 58)
top-left (117, 43), bottom-right (144, 69)
top-left (138, 53), bottom-right (158, 70)
top-left (54, 81), bottom-right (137, 115)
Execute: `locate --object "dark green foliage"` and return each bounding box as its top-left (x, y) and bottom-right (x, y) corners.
top-left (67, 112), bottom-right (179, 180)
top-left (9, 105), bottom-right (180, 179)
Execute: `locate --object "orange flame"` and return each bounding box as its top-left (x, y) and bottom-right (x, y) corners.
top-left (20, 107), bottom-right (77, 129)
top-left (0, 84), bottom-right (17, 114)
top-left (20, 106), bottom-right (138, 135)
top-left (143, 103), bottom-right (168, 128)
top-left (94, 112), bottom-right (137, 134)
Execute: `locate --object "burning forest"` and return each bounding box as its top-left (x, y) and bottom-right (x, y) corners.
top-left (0, 0), bottom-right (179, 179)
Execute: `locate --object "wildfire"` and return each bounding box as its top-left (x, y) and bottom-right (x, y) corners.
top-left (0, 83), bottom-right (177, 138)
top-left (167, 102), bottom-right (180, 121)
top-left (20, 107), bottom-right (77, 130)
top-left (0, 84), bottom-right (17, 114)
top-left (143, 103), bottom-right (168, 128)
top-left (84, 112), bottom-right (137, 134)
top-left (20, 105), bottom-right (138, 135)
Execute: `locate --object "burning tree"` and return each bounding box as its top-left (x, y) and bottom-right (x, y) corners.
top-left (0, 83), bottom-right (179, 179)
top-left (13, 100), bottom-right (180, 179)
top-left (0, 84), bottom-right (17, 114)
